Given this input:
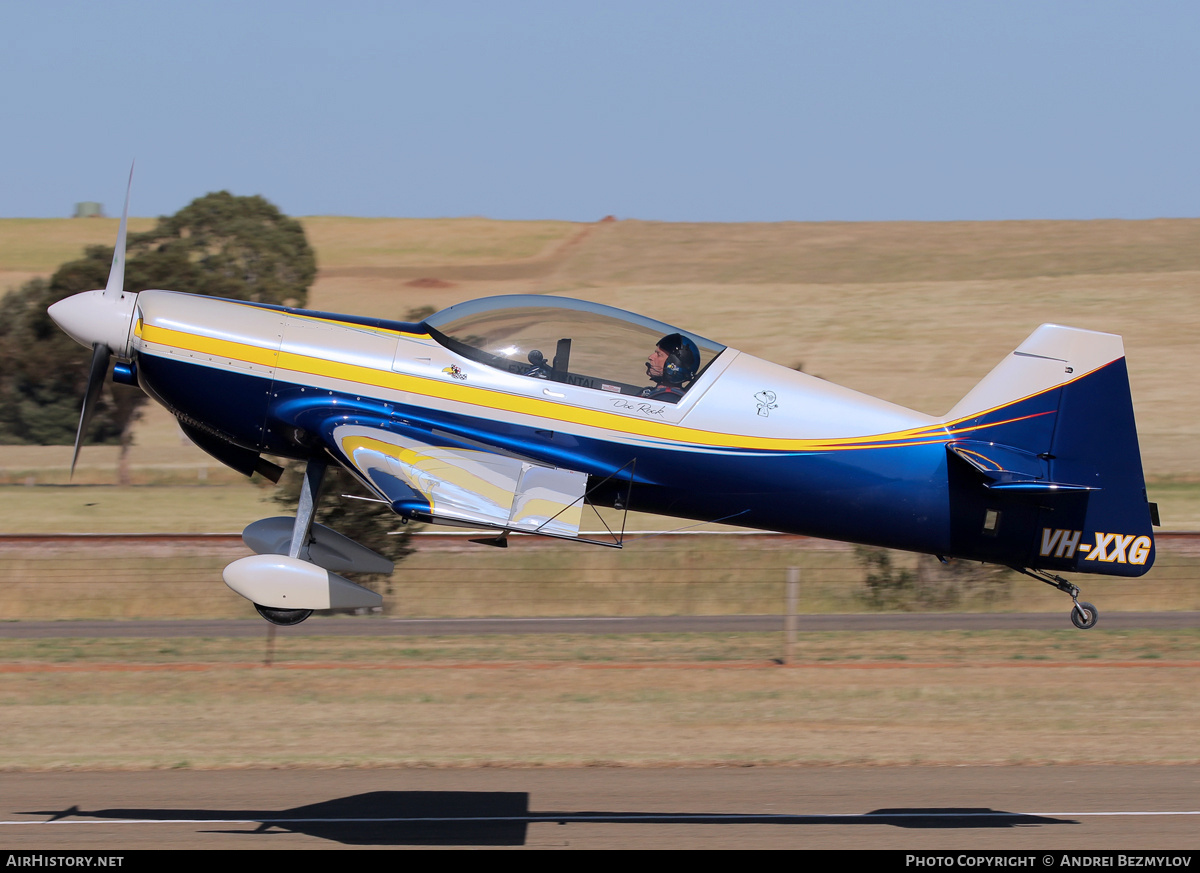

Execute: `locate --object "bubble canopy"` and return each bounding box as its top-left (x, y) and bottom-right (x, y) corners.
top-left (424, 295), bottom-right (726, 397)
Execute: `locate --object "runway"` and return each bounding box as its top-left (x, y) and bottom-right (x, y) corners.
top-left (2, 766), bottom-right (1197, 849)
top-left (4, 611), bottom-right (1197, 638)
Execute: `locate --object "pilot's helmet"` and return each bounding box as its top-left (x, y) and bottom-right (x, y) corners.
top-left (656, 333), bottom-right (699, 385)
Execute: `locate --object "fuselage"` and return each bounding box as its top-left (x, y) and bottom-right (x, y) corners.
top-left (129, 289), bottom-right (991, 558)
top-left (40, 175), bottom-right (1155, 631)
top-left (45, 285), bottom-right (1154, 578)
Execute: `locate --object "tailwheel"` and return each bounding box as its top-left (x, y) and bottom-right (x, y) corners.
top-left (254, 604), bottom-right (313, 626)
top-left (1014, 568), bottom-right (1100, 630)
top-left (1071, 600), bottom-right (1099, 630)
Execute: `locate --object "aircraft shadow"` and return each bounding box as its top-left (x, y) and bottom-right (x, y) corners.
top-left (27, 794), bottom-right (1076, 846)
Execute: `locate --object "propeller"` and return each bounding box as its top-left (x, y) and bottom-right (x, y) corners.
top-left (70, 342), bottom-right (113, 476)
top-left (65, 163), bottom-right (134, 478)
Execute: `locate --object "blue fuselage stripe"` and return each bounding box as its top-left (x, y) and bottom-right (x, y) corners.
top-left (136, 349), bottom-right (1152, 575)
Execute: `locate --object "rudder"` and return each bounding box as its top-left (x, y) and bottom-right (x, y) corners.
top-left (942, 325), bottom-right (1155, 576)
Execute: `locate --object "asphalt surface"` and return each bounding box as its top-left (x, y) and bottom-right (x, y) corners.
top-left (2, 766), bottom-right (1197, 850)
top-left (1, 612), bottom-right (1196, 638)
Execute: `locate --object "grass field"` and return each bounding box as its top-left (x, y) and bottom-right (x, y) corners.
top-left (2, 526), bottom-right (1197, 621)
top-left (1, 214), bottom-right (1196, 771)
top-left (1, 215), bottom-right (1197, 614)
top-left (0, 630), bottom-right (1196, 769)
top-left (302, 216), bottom-right (580, 269)
top-left (3, 214), bottom-right (1197, 484)
top-left (3, 220), bottom-right (1197, 572)
top-left (0, 218), bottom-right (157, 274)
top-left (8, 215), bottom-right (1200, 442)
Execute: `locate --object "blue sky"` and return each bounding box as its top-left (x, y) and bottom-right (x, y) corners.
top-left (3, 1), bottom-right (1198, 222)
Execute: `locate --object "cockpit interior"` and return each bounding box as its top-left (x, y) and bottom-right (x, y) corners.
top-left (425, 295), bottom-right (726, 401)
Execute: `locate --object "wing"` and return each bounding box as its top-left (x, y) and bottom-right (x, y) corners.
top-left (327, 423), bottom-right (590, 539)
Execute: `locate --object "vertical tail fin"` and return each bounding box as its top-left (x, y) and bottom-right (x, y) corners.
top-left (946, 324), bottom-right (1125, 422)
top-left (943, 325), bottom-right (1155, 576)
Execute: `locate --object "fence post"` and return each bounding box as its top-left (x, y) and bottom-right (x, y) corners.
top-left (784, 566), bottom-right (799, 664)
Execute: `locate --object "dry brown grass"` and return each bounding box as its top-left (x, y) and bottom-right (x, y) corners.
top-left (302, 217), bottom-right (1200, 480)
top-left (1, 630), bottom-right (1196, 769)
top-left (3, 629), bottom-right (1195, 666)
top-left (553, 218), bottom-right (1200, 285)
top-left (1, 529), bottom-right (1196, 620)
top-left (3, 217), bottom-right (1197, 771)
top-left (560, 272), bottom-right (1200, 479)
top-left (0, 485), bottom-right (274, 534)
top-left (301, 216), bottom-right (579, 269)
top-left (2, 217), bottom-right (1198, 516)
top-left (0, 218), bottom-right (155, 275)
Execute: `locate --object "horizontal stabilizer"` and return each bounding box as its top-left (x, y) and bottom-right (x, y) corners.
top-left (985, 481), bottom-right (1095, 493)
top-left (947, 440), bottom-right (1095, 494)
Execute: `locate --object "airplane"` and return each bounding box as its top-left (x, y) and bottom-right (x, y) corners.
top-left (48, 173), bottom-right (1158, 629)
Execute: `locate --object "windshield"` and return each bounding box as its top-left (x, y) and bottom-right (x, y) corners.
top-left (425, 295), bottom-right (725, 398)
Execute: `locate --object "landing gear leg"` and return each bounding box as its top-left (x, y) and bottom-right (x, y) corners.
top-left (251, 458), bottom-right (327, 627)
top-left (1016, 568), bottom-right (1099, 630)
top-left (289, 458), bottom-right (326, 561)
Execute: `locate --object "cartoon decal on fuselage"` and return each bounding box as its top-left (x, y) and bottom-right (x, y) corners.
top-left (754, 390), bottom-right (778, 417)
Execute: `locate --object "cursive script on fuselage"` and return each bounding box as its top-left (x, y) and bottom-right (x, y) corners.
top-left (613, 398), bottom-right (666, 417)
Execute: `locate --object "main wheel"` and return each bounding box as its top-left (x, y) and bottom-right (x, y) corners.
top-left (254, 604), bottom-right (313, 626)
top-left (1070, 601), bottom-right (1098, 630)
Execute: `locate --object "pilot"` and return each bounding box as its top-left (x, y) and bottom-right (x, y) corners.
top-left (643, 333), bottom-right (699, 403)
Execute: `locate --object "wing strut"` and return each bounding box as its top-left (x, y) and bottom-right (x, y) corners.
top-left (561, 458), bottom-right (637, 549)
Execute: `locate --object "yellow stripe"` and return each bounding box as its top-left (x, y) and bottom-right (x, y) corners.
top-left (341, 434), bottom-right (515, 511)
top-left (141, 323), bottom-right (280, 367)
top-left (140, 322), bottom-right (999, 453)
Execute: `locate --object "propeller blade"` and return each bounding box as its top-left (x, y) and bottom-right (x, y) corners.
top-left (70, 343), bottom-right (112, 478)
top-left (104, 162), bottom-right (134, 296)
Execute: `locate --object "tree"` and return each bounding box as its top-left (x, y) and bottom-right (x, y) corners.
top-left (0, 191), bottom-right (317, 455)
top-left (0, 277), bottom-right (138, 449)
top-left (126, 191), bottom-right (316, 307)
